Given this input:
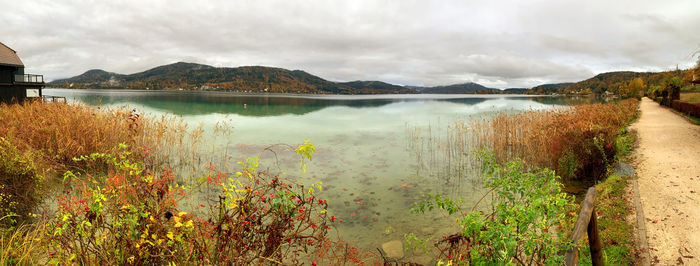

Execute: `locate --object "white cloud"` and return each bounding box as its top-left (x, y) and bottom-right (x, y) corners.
top-left (1, 0), bottom-right (698, 88)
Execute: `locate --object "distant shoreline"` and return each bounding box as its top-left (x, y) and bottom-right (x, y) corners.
top-left (43, 87), bottom-right (556, 100)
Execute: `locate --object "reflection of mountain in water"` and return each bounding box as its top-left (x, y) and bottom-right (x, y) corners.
top-left (46, 89), bottom-right (599, 117)
top-left (530, 96), bottom-right (600, 106)
top-left (55, 90), bottom-right (494, 117)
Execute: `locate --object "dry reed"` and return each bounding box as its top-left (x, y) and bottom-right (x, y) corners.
top-left (406, 99), bottom-right (638, 183)
top-left (470, 99), bottom-right (638, 180)
top-left (0, 222), bottom-right (47, 264)
top-left (0, 101), bottom-right (233, 182)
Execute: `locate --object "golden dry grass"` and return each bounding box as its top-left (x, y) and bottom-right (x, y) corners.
top-left (0, 101), bottom-right (219, 180)
top-left (470, 99), bottom-right (638, 180)
top-left (0, 223), bottom-right (47, 264)
top-left (0, 101), bottom-right (136, 175)
top-left (407, 99), bottom-right (639, 182)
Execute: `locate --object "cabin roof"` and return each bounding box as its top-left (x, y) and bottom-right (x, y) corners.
top-left (0, 42), bottom-right (25, 68)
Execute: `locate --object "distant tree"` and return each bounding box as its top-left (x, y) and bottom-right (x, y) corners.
top-left (694, 56), bottom-right (700, 82)
top-left (661, 76), bottom-right (681, 106)
top-left (621, 77), bottom-right (645, 99)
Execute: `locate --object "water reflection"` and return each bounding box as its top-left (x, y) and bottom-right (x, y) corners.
top-left (44, 89), bottom-right (593, 117)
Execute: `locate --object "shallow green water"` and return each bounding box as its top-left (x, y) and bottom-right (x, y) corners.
top-left (44, 88), bottom-right (592, 259)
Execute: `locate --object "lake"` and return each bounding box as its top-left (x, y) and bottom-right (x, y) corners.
top-left (43, 88), bottom-right (592, 260)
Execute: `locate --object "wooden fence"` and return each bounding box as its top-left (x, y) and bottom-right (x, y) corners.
top-left (565, 187), bottom-right (603, 265)
top-left (42, 95), bottom-right (66, 103)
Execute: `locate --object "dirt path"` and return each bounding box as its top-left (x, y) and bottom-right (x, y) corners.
top-left (630, 98), bottom-right (700, 265)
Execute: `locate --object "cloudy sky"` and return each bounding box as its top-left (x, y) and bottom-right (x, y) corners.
top-left (2, 0), bottom-right (699, 88)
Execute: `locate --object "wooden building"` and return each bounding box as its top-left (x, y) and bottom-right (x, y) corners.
top-left (0, 42), bottom-right (44, 104)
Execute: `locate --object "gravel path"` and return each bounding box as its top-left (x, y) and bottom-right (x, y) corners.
top-left (630, 97), bottom-right (700, 265)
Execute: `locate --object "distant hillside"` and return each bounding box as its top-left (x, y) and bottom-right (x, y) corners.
top-left (503, 88), bottom-right (529, 94)
top-left (339, 80), bottom-right (416, 94)
top-left (529, 82), bottom-right (574, 94)
top-left (556, 72), bottom-right (655, 94)
top-left (420, 82), bottom-right (498, 94)
top-left (55, 69), bottom-right (125, 85)
top-left (528, 68), bottom-right (697, 96)
top-left (49, 62), bottom-right (417, 94)
top-left (51, 62), bottom-right (695, 96)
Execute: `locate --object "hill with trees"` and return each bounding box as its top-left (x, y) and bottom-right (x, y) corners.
top-left (339, 80), bottom-right (416, 94)
top-left (49, 62), bottom-right (418, 94)
top-left (49, 61), bottom-right (700, 96)
top-left (419, 82), bottom-right (499, 94)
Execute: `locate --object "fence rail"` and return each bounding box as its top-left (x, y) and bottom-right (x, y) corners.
top-left (565, 187), bottom-right (603, 265)
top-left (14, 74), bottom-right (44, 83)
top-left (42, 96), bottom-right (66, 103)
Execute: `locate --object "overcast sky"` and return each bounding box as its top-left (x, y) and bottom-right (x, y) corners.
top-left (2, 0), bottom-right (699, 88)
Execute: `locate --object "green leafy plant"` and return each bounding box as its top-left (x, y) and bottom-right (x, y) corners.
top-left (405, 232), bottom-right (432, 255)
top-left (412, 150), bottom-right (576, 264)
top-left (294, 138), bottom-right (316, 173)
top-left (411, 193), bottom-right (463, 216)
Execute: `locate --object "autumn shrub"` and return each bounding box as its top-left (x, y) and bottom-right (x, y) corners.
top-left (471, 99), bottom-right (638, 181)
top-left (46, 143), bottom-right (353, 265)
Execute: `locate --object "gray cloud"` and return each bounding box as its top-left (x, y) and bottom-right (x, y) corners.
top-left (1, 0), bottom-right (699, 88)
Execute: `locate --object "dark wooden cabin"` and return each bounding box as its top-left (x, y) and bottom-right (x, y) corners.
top-left (0, 42), bottom-right (44, 104)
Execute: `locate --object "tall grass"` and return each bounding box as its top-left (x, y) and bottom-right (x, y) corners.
top-left (471, 99), bottom-right (638, 181)
top-left (0, 101), bottom-right (135, 175)
top-left (407, 99), bottom-right (639, 184)
top-left (405, 121), bottom-right (481, 185)
top-left (0, 101), bottom-right (233, 180)
top-left (0, 223), bottom-right (47, 264)
top-left (0, 101), bottom-right (227, 227)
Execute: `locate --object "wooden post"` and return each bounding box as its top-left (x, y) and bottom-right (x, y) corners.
top-left (565, 187), bottom-right (602, 265)
top-left (588, 206), bottom-right (603, 265)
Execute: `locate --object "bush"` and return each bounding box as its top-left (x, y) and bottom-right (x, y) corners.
top-left (410, 150), bottom-right (575, 264)
top-left (46, 144), bottom-right (350, 265)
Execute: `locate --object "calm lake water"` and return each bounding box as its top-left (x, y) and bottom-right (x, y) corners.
top-left (44, 88), bottom-right (592, 260)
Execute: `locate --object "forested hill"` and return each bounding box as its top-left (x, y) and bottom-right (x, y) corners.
top-left (529, 68), bottom-right (696, 95)
top-left (339, 80), bottom-right (416, 94)
top-left (548, 72), bottom-right (656, 95)
top-left (49, 62), bottom-right (418, 94)
top-left (49, 62), bottom-right (698, 95)
top-left (418, 82), bottom-right (499, 94)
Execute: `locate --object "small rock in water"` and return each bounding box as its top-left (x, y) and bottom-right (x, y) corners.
top-left (381, 240), bottom-right (404, 259)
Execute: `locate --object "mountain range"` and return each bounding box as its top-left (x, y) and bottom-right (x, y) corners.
top-left (48, 62), bottom-right (529, 94)
top-left (49, 62), bottom-right (417, 94)
top-left (50, 61), bottom-right (690, 95)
